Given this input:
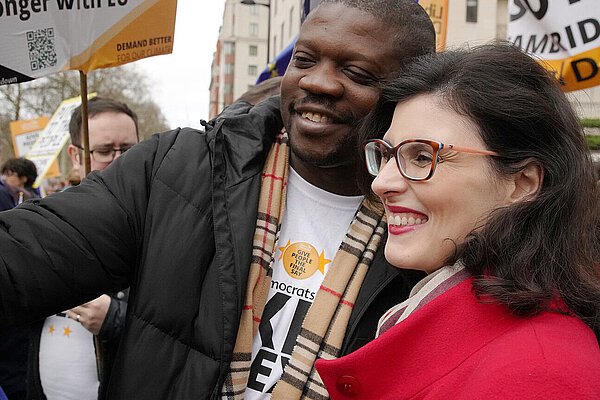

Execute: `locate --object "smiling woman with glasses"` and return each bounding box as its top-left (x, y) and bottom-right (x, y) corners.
top-left (316, 43), bottom-right (600, 399)
top-left (363, 138), bottom-right (498, 181)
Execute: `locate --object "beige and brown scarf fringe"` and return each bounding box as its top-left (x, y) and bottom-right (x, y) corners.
top-left (221, 132), bottom-right (386, 400)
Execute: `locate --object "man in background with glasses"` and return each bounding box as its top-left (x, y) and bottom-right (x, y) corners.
top-left (67, 96), bottom-right (139, 174)
top-left (27, 97), bottom-right (138, 400)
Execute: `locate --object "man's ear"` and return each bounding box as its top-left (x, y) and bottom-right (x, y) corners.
top-left (67, 145), bottom-right (81, 171)
top-left (508, 159), bottom-right (544, 204)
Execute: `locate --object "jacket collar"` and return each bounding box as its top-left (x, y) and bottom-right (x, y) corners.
top-left (208, 96), bottom-right (283, 189)
top-left (321, 278), bottom-right (522, 397)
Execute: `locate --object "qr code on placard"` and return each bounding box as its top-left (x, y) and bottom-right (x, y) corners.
top-left (27, 28), bottom-right (57, 72)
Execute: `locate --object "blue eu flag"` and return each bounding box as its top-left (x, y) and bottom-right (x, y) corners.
top-left (255, 37), bottom-right (296, 85)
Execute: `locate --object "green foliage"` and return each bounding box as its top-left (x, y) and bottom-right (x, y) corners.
top-left (582, 118), bottom-right (600, 128)
top-left (585, 135), bottom-right (600, 150)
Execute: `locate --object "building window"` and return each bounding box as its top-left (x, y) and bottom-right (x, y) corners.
top-left (249, 45), bottom-right (258, 56)
top-left (224, 83), bottom-right (233, 94)
top-left (225, 63), bottom-right (234, 74)
top-left (250, 5), bottom-right (259, 15)
top-left (248, 65), bottom-right (258, 76)
top-left (466, 0), bottom-right (478, 23)
top-left (224, 42), bottom-right (234, 55)
top-left (250, 23), bottom-right (259, 37)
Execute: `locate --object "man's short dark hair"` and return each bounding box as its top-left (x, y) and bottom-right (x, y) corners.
top-left (69, 97), bottom-right (139, 146)
top-left (318, 0), bottom-right (436, 64)
top-left (1, 157), bottom-right (38, 188)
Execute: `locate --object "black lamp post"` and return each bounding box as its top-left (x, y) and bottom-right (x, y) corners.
top-left (241, 0), bottom-right (271, 65)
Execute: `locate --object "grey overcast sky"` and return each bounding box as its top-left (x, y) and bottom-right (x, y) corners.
top-left (135, 0), bottom-right (226, 130)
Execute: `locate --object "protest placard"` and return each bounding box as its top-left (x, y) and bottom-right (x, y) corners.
top-left (27, 94), bottom-right (95, 187)
top-left (0, 0), bottom-right (177, 85)
top-left (419, 0), bottom-right (448, 51)
top-left (9, 116), bottom-right (60, 179)
top-left (508, 0), bottom-right (600, 91)
top-left (10, 117), bottom-right (49, 157)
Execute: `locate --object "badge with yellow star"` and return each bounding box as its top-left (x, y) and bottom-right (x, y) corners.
top-left (278, 240), bottom-right (331, 280)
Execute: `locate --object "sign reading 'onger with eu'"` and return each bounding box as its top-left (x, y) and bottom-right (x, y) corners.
top-left (0, 0), bottom-right (177, 85)
top-left (508, 0), bottom-right (600, 92)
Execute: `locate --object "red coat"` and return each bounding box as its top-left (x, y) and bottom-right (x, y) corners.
top-left (316, 278), bottom-right (600, 399)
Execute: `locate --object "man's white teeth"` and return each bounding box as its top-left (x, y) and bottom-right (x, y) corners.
top-left (390, 215), bottom-right (425, 226)
top-left (301, 112), bottom-right (330, 123)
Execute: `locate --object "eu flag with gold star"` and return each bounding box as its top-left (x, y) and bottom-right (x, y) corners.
top-left (255, 37), bottom-right (296, 85)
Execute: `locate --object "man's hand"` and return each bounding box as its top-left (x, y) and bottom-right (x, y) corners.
top-left (66, 294), bottom-right (111, 335)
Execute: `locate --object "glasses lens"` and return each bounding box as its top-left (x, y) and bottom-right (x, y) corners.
top-left (120, 145), bottom-right (134, 153)
top-left (364, 141), bottom-right (388, 176)
top-left (397, 142), bottom-right (435, 180)
top-left (91, 149), bottom-right (114, 163)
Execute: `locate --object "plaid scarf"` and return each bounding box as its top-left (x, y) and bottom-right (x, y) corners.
top-left (221, 132), bottom-right (386, 400)
top-left (376, 263), bottom-right (470, 337)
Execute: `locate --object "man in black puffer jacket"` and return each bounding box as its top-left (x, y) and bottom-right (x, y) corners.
top-left (0, 1), bottom-right (434, 398)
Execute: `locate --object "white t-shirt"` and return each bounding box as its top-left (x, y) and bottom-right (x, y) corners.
top-left (244, 168), bottom-right (363, 399)
top-left (39, 313), bottom-right (99, 400)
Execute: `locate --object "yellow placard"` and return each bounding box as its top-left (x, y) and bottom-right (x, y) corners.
top-left (9, 116), bottom-right (60, 179)
top-left (27, 93), bottom-right (97, 187)
top-left (10, 116), bottom-right (50, 157)
top-left (419, 0), bottom-right (448, 52)
top-left (539, 47), bottom-right (600, 92)
top-left (68, 0), bottom-right (177, 72)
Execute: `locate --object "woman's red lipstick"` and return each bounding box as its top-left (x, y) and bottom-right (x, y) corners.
top-left (386, 205), bottom-right (428, 235)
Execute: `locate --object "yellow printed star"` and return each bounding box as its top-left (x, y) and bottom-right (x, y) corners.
top-left (48, 325), bottom-right (55, 335)
top-left (63, 326), bottom-right (72, 338)
top-left (318, 251), bottom-right (331, 274)
top-left (278, 240), bottom-right (291, 261)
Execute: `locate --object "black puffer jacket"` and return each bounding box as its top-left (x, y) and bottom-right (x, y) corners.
top-left (0, 97), bottom-right (423, 399)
